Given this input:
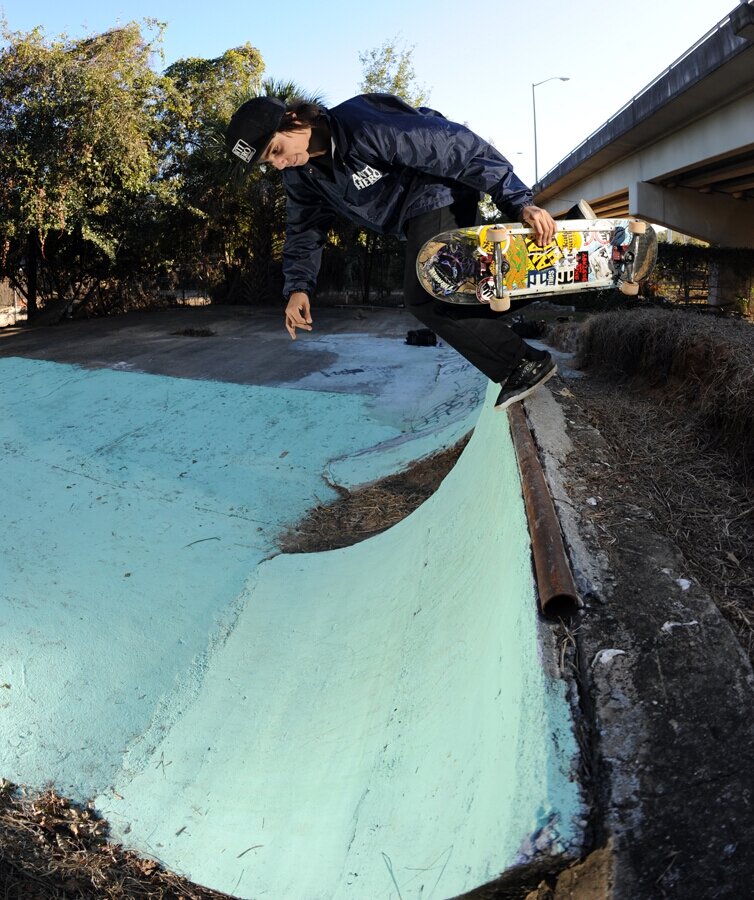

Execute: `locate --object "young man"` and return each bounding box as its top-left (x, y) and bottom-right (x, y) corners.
top-left (226, 93), bottom-right (559, 409)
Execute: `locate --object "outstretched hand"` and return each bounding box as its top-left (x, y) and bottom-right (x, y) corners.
top-left (284, 292), bottom-right (313, 340)
top-left (521, 205), bottom-right (558, 246)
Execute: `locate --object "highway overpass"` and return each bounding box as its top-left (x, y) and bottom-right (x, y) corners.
top-left (535, 0), bottom-right (754, 249)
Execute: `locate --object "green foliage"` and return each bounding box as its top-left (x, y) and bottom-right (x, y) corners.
top-left (0, 20), bottom-right (179, 314)
top-left (162, 43), bottom-right (263, 171)
top-left (0, 19), bottom-right (276, 315)
top-left (0, 22), bottom-right (170, 243)
top-left (359, 37), bottom-right (429, 107)
top-left (155, 44), bottom-right (272, 303)
top-left (0, 19), bottom-right (423, 318)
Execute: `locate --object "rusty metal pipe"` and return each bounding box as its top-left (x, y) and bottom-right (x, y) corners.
top-left (507, 402), bottom-right (581, 620)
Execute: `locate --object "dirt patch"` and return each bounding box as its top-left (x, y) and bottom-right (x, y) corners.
top-left (0, 781), bottom-right (234, 899)
top-left (524, 843), bottom-right (613, 900)
top-left (539, 363), bottom-right (754, 897)
top-left (170, 328), bottom-right (216, 337)
top-left (278, 435), bottom-right (471, 553)
top-left (576, 380), bottom-right (751, 644)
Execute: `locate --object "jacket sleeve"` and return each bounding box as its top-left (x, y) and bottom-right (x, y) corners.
top-left (359, 112), bottom-right (534, 219)
top-left (281, 175), bottom-right (335, 298)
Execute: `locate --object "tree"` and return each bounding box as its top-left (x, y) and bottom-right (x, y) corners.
top-left (358, 37), bottom-right (429, 108)
top-left (351, 38), bottom-right (430, 303)
top-left (155, 45), bottom-right (267, 302)
top-left (0, 20), bottom-right (176, 318)
top-left (164, 44), bottom-right (263, 142)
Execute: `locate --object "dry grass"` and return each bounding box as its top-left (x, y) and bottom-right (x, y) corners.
top-left (573, 308), bottom-right (754, 476)
top-left (0, 781), bottom-right (234, 899)
top-left (278, 435), bottom-right (471, 553)
top-left (551, 307), bottom-right (754, 660)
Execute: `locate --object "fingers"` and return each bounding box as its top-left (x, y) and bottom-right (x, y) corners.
top-left (284, 295), bottom-right (313, 340)
top-left (285, 314), bottom-right (312, 340)
top-left (521, 205), bottom-right (558, 247)
top-left (531, 213), bottom-right (557, 246)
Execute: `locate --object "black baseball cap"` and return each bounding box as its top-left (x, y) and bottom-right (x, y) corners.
top-left (226, 97), bottom-right (287, 167)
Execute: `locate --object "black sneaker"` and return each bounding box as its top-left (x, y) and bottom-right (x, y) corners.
top-left (494, 354), bottom-right (557, 410)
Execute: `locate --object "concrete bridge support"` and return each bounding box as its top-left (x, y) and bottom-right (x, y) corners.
top-left (633, 182), bottom-right (754, 248)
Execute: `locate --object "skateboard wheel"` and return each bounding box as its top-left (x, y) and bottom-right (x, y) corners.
top-left (490, 295), bottom-right (511, 312)
top-left (619, 280), bottom-right (640, 296)
top-left (486, 227), bottom-right (510, 242)
top-left (628, 220), bottom-right (646, 234)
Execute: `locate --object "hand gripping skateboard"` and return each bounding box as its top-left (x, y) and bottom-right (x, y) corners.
top-left (416, 218), bottom-right (658, 311)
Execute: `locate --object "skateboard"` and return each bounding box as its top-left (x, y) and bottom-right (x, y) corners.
top-left (416, 219), bottom-right (658, 311)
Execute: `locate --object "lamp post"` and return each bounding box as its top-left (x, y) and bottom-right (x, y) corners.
top-left (532, 76), bottom-right (569, 184)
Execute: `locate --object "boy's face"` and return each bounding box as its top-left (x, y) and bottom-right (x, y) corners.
top-left (261, 126), bottom-right (313, 170)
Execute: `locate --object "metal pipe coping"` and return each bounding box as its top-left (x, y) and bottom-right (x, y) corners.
top-left (508, 402), bottom-right (581, 620)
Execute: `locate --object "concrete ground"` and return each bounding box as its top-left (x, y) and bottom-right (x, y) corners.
top-left (3, 304), bottom-right (753, 899)
top-left (0, 306), bottom-right (584, 899)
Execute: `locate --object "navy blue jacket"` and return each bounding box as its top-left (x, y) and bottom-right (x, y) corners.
top-left (282, 93), bottom-right (534, 298)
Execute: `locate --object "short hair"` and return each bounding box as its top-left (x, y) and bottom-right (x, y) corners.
top-left (279, 100), bottom-right (326, 132)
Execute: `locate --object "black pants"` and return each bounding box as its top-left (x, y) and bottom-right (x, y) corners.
top-left (403, 196), bottom-right (536, 383)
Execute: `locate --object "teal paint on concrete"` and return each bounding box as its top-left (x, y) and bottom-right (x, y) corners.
top-left (0, 357), bottom-right (482, 800)
top-left (97, 383), bottom-right (583, 899)
top-left (279, 334), bottom-right (487, 487)
top-left (2, 350), bottom-right (582, 898)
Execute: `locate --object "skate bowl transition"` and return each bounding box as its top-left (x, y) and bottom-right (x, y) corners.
top-left (0, 312), bottom-right (584, 898)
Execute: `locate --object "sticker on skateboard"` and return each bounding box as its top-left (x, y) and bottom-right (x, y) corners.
top-left (417, 219), bottom-right (658, 311)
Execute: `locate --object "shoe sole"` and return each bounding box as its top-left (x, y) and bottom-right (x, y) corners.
top-left (494, 364), bottom-right (558, 411)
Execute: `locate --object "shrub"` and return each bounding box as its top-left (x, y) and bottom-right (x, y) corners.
top-left (576, 308), bottom-right (754, 473)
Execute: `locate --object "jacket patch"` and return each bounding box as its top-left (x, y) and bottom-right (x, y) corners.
top-left (351, 165), bottom-right (383, 190)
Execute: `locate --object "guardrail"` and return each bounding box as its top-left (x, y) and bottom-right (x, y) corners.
top-left (538, 9), bottom-right (735, 185)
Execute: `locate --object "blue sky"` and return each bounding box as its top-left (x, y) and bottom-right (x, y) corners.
top-left (1, 0), bottom-right (739, 187)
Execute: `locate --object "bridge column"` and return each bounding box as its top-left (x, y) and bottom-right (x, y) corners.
top-left (632, 182), bottom-right (754, 248)
top-left (708, 259), bottom-right (754, 309)
top-left (633, 182), bottom-right (754, 309)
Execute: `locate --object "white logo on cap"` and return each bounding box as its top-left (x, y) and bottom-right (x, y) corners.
top-left (232, 139), bottom-right (255, 163)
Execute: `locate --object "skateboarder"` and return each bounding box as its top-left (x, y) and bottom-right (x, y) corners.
top-left (226, 93), bottom-right (559, 410)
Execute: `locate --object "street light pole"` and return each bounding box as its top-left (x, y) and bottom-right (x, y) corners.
top-left (532, 76), bottom-right (569, 184)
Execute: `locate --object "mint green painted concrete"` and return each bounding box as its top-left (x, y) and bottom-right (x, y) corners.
top-left (97, 383), bottom-right (583, 899)
top-left (0, 356), bottom-right (481, 799)
top-left (1, 351), bottom-right (582, 898)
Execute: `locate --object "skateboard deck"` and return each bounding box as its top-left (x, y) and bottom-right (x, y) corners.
top-left (417, 218), bottom-right (658, 311)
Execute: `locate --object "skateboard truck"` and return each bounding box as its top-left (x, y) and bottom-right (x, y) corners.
top-left (486, 226), bottom-right (512, 312)
top-left (615, 220), bottom-right (647, 296)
